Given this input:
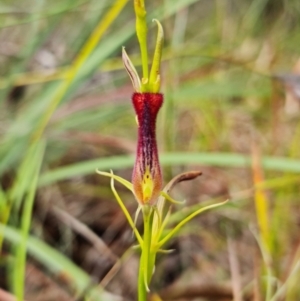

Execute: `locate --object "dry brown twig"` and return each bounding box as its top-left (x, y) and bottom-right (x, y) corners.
top-left (51, 206), bottom-right (118, 263)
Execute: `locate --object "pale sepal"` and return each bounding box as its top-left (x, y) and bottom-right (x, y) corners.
top-left (122, 47), bottom-right (142, 92)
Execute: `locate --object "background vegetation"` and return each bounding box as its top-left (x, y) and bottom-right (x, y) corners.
top-left (0, 0), bottom-right (300, 300)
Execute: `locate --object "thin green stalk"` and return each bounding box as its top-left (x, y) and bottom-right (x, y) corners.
top-left (138, 206), bottom-right (152, 301)
top-left (157, 200), bottom-right (227, 248)
top-left (0, 185), bottom-right (9, 251)
top-left (13, 140), bottom-right (45, 301)
top-left (147, 250), bottom-right (156, 287)
top-left (138, 255), bottom-right (147, 301)
top-left (270, 257), bottom-right (300, 301)
top-left (110, 176), bottom-right (143, 246)
top-left (250, 225), bottom-right (274, 301)
top-left (134, 0), bottom-right (149, 89)
top-left (143, 207), bottom-right (151, 288)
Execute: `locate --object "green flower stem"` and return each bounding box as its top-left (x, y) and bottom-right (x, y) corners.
top-left (143, 206), bottom-right (152, 288)
top-left (138, 205), bottom-right (153, 301)
top-left (138, 258), bottom-right (147, 301)
top-left (134, 0), bottom-right (149, 90)
top-left (148, 250), bottom-right (156, 284)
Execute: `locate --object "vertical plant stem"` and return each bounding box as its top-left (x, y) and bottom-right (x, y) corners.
top-left (138, 206), bottom-right (152, 301)
top-left (134, 0), bottom-right (149, 89)
top-left (138, 256), bottom-right (147, 301)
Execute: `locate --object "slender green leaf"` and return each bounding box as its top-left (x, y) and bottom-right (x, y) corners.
top-left (0, 224), bottom-right (121, 301)
top-left (13, 140), bottom-right (45, 301)
top-left (39, 153), bottom-right (300, 186)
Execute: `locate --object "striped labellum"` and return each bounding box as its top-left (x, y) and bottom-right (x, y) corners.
top-left (132, 92), bottom-right (163, 205)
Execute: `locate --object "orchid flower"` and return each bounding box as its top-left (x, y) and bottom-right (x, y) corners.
top-left (96, 1), bottom-right (227, 300)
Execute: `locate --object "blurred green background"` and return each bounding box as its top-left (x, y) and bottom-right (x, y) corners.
top-left (0, 0), bottom-right (300, 300)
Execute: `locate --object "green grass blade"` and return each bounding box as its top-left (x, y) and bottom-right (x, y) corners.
top-left (39, 152), bottom-right (300, 186)
top-left (13, 140), bottom-right (45, 301)
top-left (0, 224), bottom-right (121, 301)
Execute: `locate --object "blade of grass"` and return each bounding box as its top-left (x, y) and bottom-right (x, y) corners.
top-left (251, 146), bottom-right (273, 301)
top-left (8, 141), bottom-right (45, 213)
top-left (12, 140), bottom-right (45, 301)
top-left (250, 225), bottom-right (274, 301)
top-left (39, 152), bottom-right (300, 186)
top-left (252, 145), bottom-right (271, 253)
top-left (32, 0), bottom-right (129, 142)
top-left (0, 184), bottom-right (8, 251)
top-left (0, 223), bottom-right (120, 301)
